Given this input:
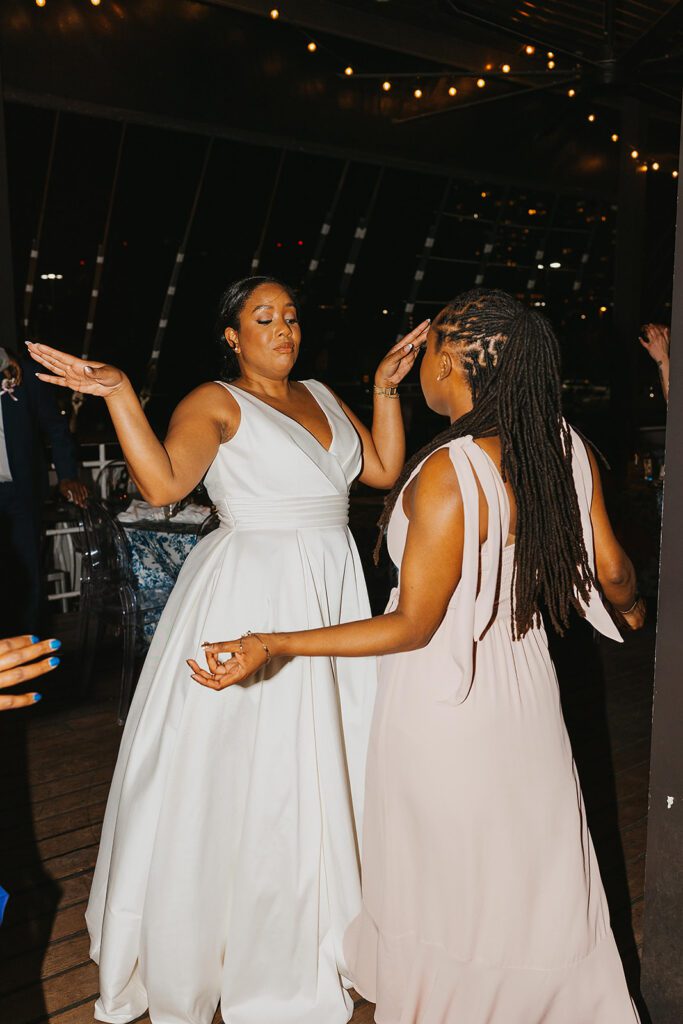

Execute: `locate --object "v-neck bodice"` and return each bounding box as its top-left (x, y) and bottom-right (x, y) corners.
top-left (203, 379), bottom-right (361, 529)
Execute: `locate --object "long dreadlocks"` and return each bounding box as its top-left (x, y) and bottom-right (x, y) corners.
top-left (376, 288), bottom-right (595, 640)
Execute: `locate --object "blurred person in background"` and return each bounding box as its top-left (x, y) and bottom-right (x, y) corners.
top-left (0, 345), bottom-right (87, 635)
top-left (640, 323), bottom-right (670, 403)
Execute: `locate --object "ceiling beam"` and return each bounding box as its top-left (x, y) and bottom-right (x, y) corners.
top-left (622, 0), bottom-right (683, 67)
top-left (195, 0), bottom-right (504, 74)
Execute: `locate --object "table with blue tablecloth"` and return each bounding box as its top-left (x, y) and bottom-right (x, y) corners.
top-left (118, 504), bottom-right (211, 644)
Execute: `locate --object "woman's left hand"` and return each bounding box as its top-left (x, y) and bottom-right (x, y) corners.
top-left (187, 635), bottom-right (269, 690)
top-left (374, 319), bottom-right (430, 388)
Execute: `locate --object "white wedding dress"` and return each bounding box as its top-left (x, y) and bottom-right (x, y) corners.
top-left (86, 380), bottom-right (377, 1024)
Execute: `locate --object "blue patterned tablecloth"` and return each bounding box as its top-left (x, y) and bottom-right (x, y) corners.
top-left (124, 526), bottom-right (199, 644)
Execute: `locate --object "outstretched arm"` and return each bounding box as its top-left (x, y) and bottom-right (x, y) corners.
top-left (27, 342), bottom-right (228, 506)
top-left (189, 448), bottom-right (464, 688)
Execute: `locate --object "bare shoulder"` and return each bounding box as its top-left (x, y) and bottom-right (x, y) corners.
top-left (169, 381), bottom-right (240, 436)
top-left (407, 447), bottom-right (463, 520)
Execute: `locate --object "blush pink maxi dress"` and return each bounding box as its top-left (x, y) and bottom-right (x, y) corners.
top-left (345, 430), bottom-right (641, 1024)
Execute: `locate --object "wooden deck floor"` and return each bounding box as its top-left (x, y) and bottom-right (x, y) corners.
top-left (0, 618), bottom-right (654, 1024)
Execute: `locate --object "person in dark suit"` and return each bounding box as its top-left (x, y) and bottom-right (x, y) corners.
top-left (0, 346), bottom-right (86, 634)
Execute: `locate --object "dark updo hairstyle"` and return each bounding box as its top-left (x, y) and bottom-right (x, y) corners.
top-left (215, 275), bottom-right (299, 381)
top-left (376, 287), bottom-right (595, 640)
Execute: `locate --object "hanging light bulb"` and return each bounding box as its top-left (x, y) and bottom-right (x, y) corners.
top-left (382, 80), bottom-right (391, 92)
top-left (630, 149), bottom-right (639, 159)
top-left (35, 0), bottom-right (46, 6)
top-left (611, 133), bottom-right (619, 142)
top-left (344, 66), bottom-right (354, 76)
top-left (501, 64), bottom-right (511, 74)
top-left (587, 113), bottom-right (596, 123)
top-left (269, 8), bottom-right (279, 18)
top-left (652, 161), bottom-right (660, 171)
top-left (307, 41), bottom-right (317, 52)
top-left (547, 51), bottom-right (555, 59)
top-left (477, 78), bottom-right (486, 88)
top-left (448, 85), bottom-right (457, 97)
top-left (90, 0), bottom-right (101, 6)
top-left (638, 163), bottom-right (649, 173)
top-left (547, 60), bottom-right (555, 69)
top-left (567, 88), bottom-right (576, 97)
top-left (673, 170), bottom-right (679, 179)
top-left (414, 87), bottom-right (423, 99)
top-left (525, 44), bottom-right (535, 55)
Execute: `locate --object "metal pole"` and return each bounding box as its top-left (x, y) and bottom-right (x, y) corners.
top-left (250, 149), bottom-right (286, 273)
top-left (337, 166), bottom-right (384, 304)
top-left (397, 176), bottom-right (452, 339)
top-left (71, 121), bottom-right (127, 429)
top-left (300, 159), bottom-right (350, 296)
top-left (23, 110), bottom-right (59, 333)
top-left (139, 138), bottom-right (214, 408)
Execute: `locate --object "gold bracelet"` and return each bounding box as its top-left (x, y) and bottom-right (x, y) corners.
top-left (617, 594), bottom-right (641, 616)
top-left (243, 630), bottom-right (272, 664)
top-left (373, 385), bottom-right (399, 398)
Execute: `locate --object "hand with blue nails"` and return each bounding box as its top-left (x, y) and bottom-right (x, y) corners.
top-left (0, 635), bottom-right (61, 710)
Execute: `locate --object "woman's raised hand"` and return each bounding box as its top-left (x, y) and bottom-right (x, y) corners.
top-left (187, 635), bottom-right (269, 690)
top-left (374, 319), bottom-right (431, 388)
top-left (639, 324), bottom-right (670, 364)
top-left (26, 341), bottom-right (126, 398)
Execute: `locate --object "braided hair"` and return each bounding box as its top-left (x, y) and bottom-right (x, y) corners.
top-left (376, 288), bottom-right (595, 639)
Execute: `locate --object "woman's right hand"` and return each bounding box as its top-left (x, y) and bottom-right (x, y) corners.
top-left (639, 324), bottom-right (670, 364)
top-left (0, 635), bottom-right (61, 710)
top-left (26, 341), bottom-right (126, 398)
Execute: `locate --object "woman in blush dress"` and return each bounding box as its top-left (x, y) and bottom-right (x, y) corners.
top-left (28, 275), bottom-right (428, 1024)
top-left (195, 288), bottom-right (644, 1024)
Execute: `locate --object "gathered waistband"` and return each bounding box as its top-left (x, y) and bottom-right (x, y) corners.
top-left (213, 494), bottom-right (349, 531)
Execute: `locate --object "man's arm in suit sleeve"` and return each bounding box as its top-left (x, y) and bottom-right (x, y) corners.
top-left (23, 355), bottom-right (80, 481)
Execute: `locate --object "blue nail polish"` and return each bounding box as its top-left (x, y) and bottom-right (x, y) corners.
top-left (30, 635), bottom-right (40, 644)
top-left (49, 657), bottom-right (60, 667)
top-left (33, 694), bottom-right (42, 702)
top-left (49, 639), bottom-right (61, 650)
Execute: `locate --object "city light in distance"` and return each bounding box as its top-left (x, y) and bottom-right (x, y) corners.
top-left (528, 208), bottom-right (537, 215)
top-left (382, 309), bottom-right (389, 315)
top-left (599, 305), bottom-right (607, 313)
top-left (40, 273), bottom-right (63, 280)
top-left (549, 261), bottom-right (561, 269)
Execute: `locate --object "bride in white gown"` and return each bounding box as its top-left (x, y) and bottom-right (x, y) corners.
top-left (28, 277), bottom-right (428, 1024)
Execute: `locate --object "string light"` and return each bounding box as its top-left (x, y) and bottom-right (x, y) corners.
top-left (525, 44), bottom-right (535, 55)
top-left (547, 60), bottom-right (555, 69)
top-left (630, 149), bottom-right (639, 159)
top-left (567, 88), bottom-right (576, 97)
top-left (501, 64), bottom-right (511, 74)
top-left (413, 87), bottom-right (423, 98)
top-left (528, 208), bottom-right (537, 215)
top-left (481, 191), bottom-right (488, 198)
top-left (90, 0), bottom-right (101, 5)
top-left (547, 51), bottom-right (555, 59)
top-left (674, 170), bottom-right (679, 179)
top-left (477, 78), bottom-right (486, 88)
top-left (382, 80), bottom-right (391, 92)
top-left (307, 41), bottom-right (317, 52)
top-left (485, 63), bottom-right (493, 71)
top-left (611, 133), bottom-right (619, 142)
top-left (587, 113), bottom-right (596, 123)
top-left (344, 66), bottom-right (354, 76)
top-left (599, 305), bottom-right (608, 314)
top-left (638, 163), bottom-right (649, 173)
top-left (448, 85), bottom-right (458, 96)
top-left (652, 161), bottom-right (660, 171)
top-left (269, 8), bottom-right (279, 19)
top-left (35, 0), bottom-right (46, 6)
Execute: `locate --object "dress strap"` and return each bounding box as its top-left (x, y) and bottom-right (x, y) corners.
top-left (433, 438), bottom-right (511, 706)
